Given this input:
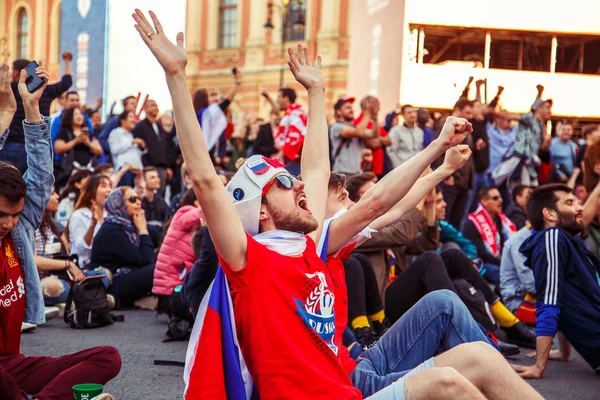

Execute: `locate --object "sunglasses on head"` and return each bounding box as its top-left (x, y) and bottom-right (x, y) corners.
top-left (261, 174), bottom-right (298, 196)
top-left (127, 195), bottom-right (141, 204)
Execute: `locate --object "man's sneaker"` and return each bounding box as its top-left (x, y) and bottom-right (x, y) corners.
top-left (134, 295), bottom-right (158, 311)
top-left (497, 340), bottom-right (520, 357)
top-left (21, 322), bottom-right (36, 333)
top-left (504, 322), bottom-right (536, 349)
top-left (354, 327), bottom-right (378, 351)
top-left (371, 318), bottom-right (391, 338)
top-left (91, 394), bottom-right (115, 400)
top-left (45, 306), bottom-right (60, 320)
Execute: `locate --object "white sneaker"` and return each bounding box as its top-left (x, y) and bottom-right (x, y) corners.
top-left (45, 306), bottom-right (60, 320)
top-left (21, 322), bottom-right (37, 332)
top-left (91, 394), bottom-right (115, 400)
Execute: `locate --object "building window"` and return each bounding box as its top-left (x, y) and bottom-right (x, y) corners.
top-left (284, 1), bottom-right (306, 42)
top-left (219, 0), bottom-right (238, 49)
top-left (16, 8), bottom-right (29, 59)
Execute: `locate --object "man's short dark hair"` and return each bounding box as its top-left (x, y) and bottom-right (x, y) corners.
top-left (12, 59), bottom-right (30, 74)
top-left (279, 88), bottom-right (296, 104)
top-left (143, 166), bottom-right (158, 177)
top-left (122, 95), bottom-right (136, 107)
top-left (118, 110), bottom-right (132, 124)
top-left (526, 184), bottom-right (572, 231)
top-left (346, 172), bottom-right (376, 202)
top-left (0, 162), bottom-right (27, 203)
top-left (328, 172), bottom-right (347, 193)
top-left (511, 185), bottom-right (531, 204)
top-left (400, 104), bottom-right (414, 114)
top-left (477, 186), bottom-right (497, 201)
top-left (66, 91), bottom-right (79, 99)
top-left (582, 124), bottom-right (599, 138)
top-left (454, 98), bottom-right (474, 111)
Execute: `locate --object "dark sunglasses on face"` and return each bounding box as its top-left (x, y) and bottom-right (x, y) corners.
top-left (262, 174), bottom-right (298, 196)
top-left (127, 195), bottom-right (141, 204)
top-left (490, 196), bottom-right (502, 201)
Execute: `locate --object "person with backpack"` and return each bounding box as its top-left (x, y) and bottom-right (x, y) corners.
top-left (0, 62), bottom-right (121, 400)
top-left (90, 187), bottom-right (156, 309)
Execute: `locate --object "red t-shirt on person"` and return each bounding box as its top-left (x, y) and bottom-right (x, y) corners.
top-left (219, 234), bottom-right (362, 400)
top-left (0, 234), bottom-right (26, 357)
top-left (353, 114), bottom-right (388, 176)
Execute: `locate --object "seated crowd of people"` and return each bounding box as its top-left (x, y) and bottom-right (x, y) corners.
top-left (0, 9), bottom-right (598, 399)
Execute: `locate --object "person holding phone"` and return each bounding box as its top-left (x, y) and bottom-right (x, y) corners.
top-left (0, 62), bottom-right (121, 400)
top-left (0, 53), bottom-right (74, 174)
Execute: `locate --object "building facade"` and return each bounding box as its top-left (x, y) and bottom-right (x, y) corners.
top-left (1, 0), bottom-right (63, 81)
top-left (185, 0), bottom-right (351, 120)
top-left (348, 0), bottom-right (600, 120)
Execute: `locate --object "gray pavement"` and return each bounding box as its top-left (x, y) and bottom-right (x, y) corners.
top-left (21, 310), bottom-right (599, 399)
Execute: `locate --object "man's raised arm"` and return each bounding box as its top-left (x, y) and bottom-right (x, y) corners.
top-left (288, 46), bottom-right (329, 243)
top-left (132, 10), bottom-right (247, 270)
top-left (327, 117), bottom-right (472, 254)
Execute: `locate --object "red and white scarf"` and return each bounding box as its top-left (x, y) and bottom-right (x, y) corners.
top-left (276, 103), bottom-right (307, 161)
top-left (468, 204), bottom-right (516, 256)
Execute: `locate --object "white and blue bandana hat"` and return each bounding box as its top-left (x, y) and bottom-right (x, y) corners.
top-left (226, 155), bottom-right (288, 237)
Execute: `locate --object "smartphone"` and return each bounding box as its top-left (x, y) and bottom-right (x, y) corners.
top-left (231, 67), bottom-right (238, 75)
top-left (24, 61), bottom-right (46, 93)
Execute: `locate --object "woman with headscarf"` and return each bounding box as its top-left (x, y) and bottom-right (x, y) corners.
top-left (90, 187), bottom-right (155, 308)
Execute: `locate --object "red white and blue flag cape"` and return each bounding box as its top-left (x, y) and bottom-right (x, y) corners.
top-left (184, 268), bottom-right (258, 400)
top-left (276, 103), bottom-right (307, 162)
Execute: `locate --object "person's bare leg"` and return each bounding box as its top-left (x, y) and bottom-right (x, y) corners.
top-left (403, 367), bottom-right (485, 400)
top-left (433, 342), bottom-right (544, 400)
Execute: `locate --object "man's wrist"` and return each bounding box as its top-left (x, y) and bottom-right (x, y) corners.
top-left (23, 104), bottom-right (42, 123)
top-left (307, 86), bottom-right (325, 94)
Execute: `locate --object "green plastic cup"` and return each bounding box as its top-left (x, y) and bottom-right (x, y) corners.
top-left (72, 383), bottom-right (103, 399)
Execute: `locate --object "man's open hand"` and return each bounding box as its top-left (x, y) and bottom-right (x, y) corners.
top-left (133, 9), bottom-right (187, 76)
top-left (511, 364), bottom-right (543, 379)
top-left (0, 64), bottom-right (16, 114)
top-left (286, 45), bottom-right (323, 91)
top-left (437, 116), bottom-right (472, 149)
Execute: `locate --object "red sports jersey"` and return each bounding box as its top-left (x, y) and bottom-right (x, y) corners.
top-left (0, 234), bottom-right (26, 357)
top-left (219, 234), bottom-right (362, 400)
top-left (353, 114), bottom-right (388, 176)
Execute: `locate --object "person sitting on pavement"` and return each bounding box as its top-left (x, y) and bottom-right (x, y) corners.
top-left (141, 166), bottom-right (168, 228)
top-left (514, 183), bottom-right (600, 378)
top-left (90, 188), bottom-right (155, 309)
top-left (434, 188), bottom-right (478, 258)
top-left (65, 174), bottom-right (112, 268)
top-left (55, 169), bottom-right (92, 229)
top-left (504, 184), bottom-right (532, 230)
top-left (130, 16), bottom-right (542, 398)
top-left (0, 62), bottom-right (121, 400)
top-left (462, 186), bottom-right (517, 284)
top-left (153, 188), bottom-right (203, 302)
top-left (35, 188), bottom-right (112, 308)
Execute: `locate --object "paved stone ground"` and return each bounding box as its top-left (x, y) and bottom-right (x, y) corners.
top-left (21, 310), bottom-right (599, 399)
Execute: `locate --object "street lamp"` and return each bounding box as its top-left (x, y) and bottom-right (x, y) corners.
top-left (264, 0), bottom-right (305, 88)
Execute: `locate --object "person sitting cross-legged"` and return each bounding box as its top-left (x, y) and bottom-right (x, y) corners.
top-left (0, 62), bottom-right (120, 400)
top-left (130, 11), bottom-right (543, 399)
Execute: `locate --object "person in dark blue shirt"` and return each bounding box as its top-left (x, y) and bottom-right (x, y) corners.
top-left (516, 183), bottom-right (600, 378)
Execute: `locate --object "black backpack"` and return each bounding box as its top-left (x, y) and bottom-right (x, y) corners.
top-left (452, 279), bottom-right (498, 333)
top-left (64, 276), bottom-right (113, 329)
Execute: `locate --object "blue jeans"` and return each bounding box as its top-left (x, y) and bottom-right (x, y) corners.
top-left (0, 142), bottom-right (27, 174)
top-left (482, 263), bottom-right (500, 285)
top-left (43, 269), bottom-right (111, 306)
top-left (350, 290), bottom-right (490, 399)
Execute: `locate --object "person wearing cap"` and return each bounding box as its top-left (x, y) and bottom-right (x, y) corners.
top-left (329, 97), bottom-right (375, 175)
top-left (386, 104), bottom-right (424, 168)
top-left (495, 85), bottom-right (553, 187)
top-left (134, 11), bottom-right (543, 400)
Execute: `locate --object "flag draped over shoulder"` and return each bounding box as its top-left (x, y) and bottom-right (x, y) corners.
top-left (198, 103), bottom-right (228, 152)
top-left (275, 103), bottom-right (307, 162)
top-left (184, 268), bottom-right (257, 400)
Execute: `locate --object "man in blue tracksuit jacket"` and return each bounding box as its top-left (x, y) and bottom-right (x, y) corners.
top-left (516, 183), bottom-right (600, 378)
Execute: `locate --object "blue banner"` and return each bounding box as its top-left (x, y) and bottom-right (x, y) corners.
top-left (60, 0), bottom-right (107, 107)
